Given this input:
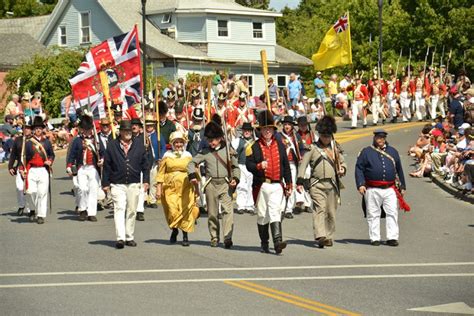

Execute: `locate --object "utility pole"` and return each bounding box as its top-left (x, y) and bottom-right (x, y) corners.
top-left (141, 0), bottom-right (147, 97)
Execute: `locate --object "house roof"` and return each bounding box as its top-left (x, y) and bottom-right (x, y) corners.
top-left (38, 0), bottom-right (311, 67)
top-left (147, 0), bottom-right (282, 17)
top-left (0, 15), bottom-right (51, 39)
top-left (0, 33), bottom-right (46, 70)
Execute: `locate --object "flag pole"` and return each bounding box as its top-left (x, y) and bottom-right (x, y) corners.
top-left (155, 79), bottom-right (161, 160)
top-left (260, 50), bottom-right (272, 112)
top-left (206, 77), bottom-right (212, 123)
top-left (347, 11), bottom-right (352, 65)
top-left (98, 70), bottom-right (116, 139)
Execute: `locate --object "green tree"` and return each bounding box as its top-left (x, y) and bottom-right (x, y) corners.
top-left (0, 0), bottom-right (57, 18)
top-left (5, 48), bottom-right (84, 117)
top-left (235, 0), bottom-right (270, 10)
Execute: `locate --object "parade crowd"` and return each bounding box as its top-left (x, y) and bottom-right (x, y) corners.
top-left (3, 65), bottom-right (472, 252)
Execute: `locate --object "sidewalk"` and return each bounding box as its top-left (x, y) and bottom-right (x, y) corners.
top-left (430, 174), bottom-right (474, 204)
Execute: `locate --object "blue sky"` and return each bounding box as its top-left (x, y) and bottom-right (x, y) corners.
top-left (269, 0), bottom-right (301, 11)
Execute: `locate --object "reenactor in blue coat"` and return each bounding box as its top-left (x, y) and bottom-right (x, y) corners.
top-left (66, 114), bottom-right (102, 222)
top-left (24, 116), bottom-right (55, 224)
top-left (355, 129), bottom-right (409, 247)
top-left (103, 120), bottom-right (150, 249)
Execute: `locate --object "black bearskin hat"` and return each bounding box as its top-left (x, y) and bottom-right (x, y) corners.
top-left (257, 110), bottom-right (276, 128)
top-left (204, 114), bottom-right (224, 139)
top-left (79, 114), bottom-right (94, 130)
top-left (316, 115), bottom-right (337, 135)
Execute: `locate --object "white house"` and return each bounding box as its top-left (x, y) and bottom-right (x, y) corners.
top-left (38, 0), bottom-right (312, 96)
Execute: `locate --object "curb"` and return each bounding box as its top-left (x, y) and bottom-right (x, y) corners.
top-left (430, 174), bottom-right (474, 204)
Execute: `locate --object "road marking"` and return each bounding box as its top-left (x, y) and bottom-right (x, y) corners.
top-left (336, 122), bottom-right (425, 144)
top-left (0, 273), bottom-right (472, 289)
top-left (1, 262), bottom-right (472, 277)
top-left (225, 280), bottom-right (340, 315)
top-left (236, 280), bottom-right (361, 316)
top-left (336, 122), bottom-right (424, 137)
top-left (408, 302), bottom-right (474, 314)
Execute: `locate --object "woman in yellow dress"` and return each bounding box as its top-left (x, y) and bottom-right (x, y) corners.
top-left (156, 131), bottom-right (199, 246)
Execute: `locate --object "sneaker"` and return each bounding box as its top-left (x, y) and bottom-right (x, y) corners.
top-left (136, 212), bottom-right (145, 221)
top-left (125, 240), bottom-right (137, 247)
top-left (115, 240), bottom-right (125, 249)
top-left (88, 216), bottom-right (97, 222)
top-left (36, 217), bottom-right (44, 224)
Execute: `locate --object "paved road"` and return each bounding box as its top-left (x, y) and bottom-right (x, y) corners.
top-left (1, 121), bottom-right (473, 315)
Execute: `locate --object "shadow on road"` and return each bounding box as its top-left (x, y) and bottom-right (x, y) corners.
top-left (286, 238), bottom-right (315, 248)
top-left (55, 176), bottom-right (71, 181)
top-left (59, 190), bottom-right (74, 196)
top-left (89, 240), bottom-right (116, 248)
top-left (57, 209), bottom-right (80, 221)
top-left (9, 217), bottom-right (31, 224)
top-left (144, 238), bottom-right (262, 252)
top-left (335, 238), bottom-right (371, 245)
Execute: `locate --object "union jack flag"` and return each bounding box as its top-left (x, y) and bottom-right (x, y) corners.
top-left (69, 26), bottom-right (142, 119)
top-left (333, 14), bottom-right (348, 34)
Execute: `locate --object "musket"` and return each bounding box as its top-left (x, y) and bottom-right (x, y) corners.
top-left (446, 49), bottom-right (452, 83)
top-left (408, 48), bottom-right (412, 79)
top-left (430, 46), bottom-right (436, 84)
top-left (331, 139), bottom-right (342, 204)
top-left (423, 46), bottom-right (430, 79)
top-left (220, 110), bottom-right (234, 190)
top-left (206, 77), bottom-right (212, 123)
top-left (440, 45), bottom-right (445, 69)
top-left (369, 33), bottom-right (372, 71)
top-left (395, 48), bottom-right (402, 80)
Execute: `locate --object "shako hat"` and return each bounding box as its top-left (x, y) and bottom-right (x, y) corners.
top-left (167, 90), bottom-right (176, 100)
top-left (297, 116), bottom-right (309, 126)
top-left (177, 88), bottom-right (184, 98)
top-left (31, 115), bottom-right (46, 128)
top-left (192, 107), bottom-right (204, 120)
top-left (238, 91), bottom-right (248, 100)
top-left (204, 114), bottom-right (224, 139)
top-left (316, 115), bottom-right (337, 135)
top-left (257, 110), bottom-right (276, 128)
top-left (158, 100), bottom-right (168, 116)
top-left (280, 115), bottom-right (296, 125)
top-left (191, 89), bottom-right (200, 99)
top-left (218, 92), bottom-right (227, 101)
top-left (79, 114), bottom-right (94, 130)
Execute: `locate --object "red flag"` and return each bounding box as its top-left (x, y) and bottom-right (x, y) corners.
top-left (69, 26), bottom-right (142, 119)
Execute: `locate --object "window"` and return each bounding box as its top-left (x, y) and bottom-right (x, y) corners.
top-left (253, 22), bottom-right (263, 39)
top-left (58, 25), bottom-right (67, 46)
top-left (162, 13), bottom-right (171, 24)
top-left (217, 20), bottom-right (229, 37)
top-left (277, 75), bottom-right (287, 89)
top-left (80, 11), bottom-right (91, 44)
top-left (243, 75), bottom-right (254, 96)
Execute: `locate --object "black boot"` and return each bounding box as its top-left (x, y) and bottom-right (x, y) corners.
top-left (270, 222), bottom-right (287, 255)
top-left (170, 228), bottom-right (179, 244)
top-left (257, 224), bottom-right (270, 253)
top-left (182, 231), bottom-right (189, 247)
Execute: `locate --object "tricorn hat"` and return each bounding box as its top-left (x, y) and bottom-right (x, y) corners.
top-left (204, 114), bottom-right (224, 139)
top-left (257, 110), bottom-right (276, 128)
top-left (280, 115), bottom-right (296, 125)
top-left (131, 117), bottom-right (143, 126)
top-left (79, 114), bottom-right (94, 130)
top-left (316, 115), bottom-right (337, 135)
top-left (31, 115), bottom-right (45, 128)
top-left (119, 120), bottom-right (133, 131)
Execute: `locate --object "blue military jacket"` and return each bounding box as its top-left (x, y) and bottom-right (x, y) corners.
top-left (24, 136), bottom-right (55, 164)
top-left (67, 136), bottom-right (101, 169)
top-left (355, 144), bottom-right (406, 190)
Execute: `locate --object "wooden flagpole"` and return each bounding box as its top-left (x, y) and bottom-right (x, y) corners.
top-left (260, 50), bottom-right (272, 112)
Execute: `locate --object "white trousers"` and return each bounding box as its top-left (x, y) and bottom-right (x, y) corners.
top-left (147, 164), bottom-right (158, 204)
top-left (371, 98), bottom-right (383, 124)
top-left (286, 162), bottom-right (302, 213)
top-left (364, 187), bottom-right (399, 241)
top-left (430, 95), bottom-right (445, 119)
top-left (77, 165), bottom-right (100, 216)
top-left (26, 167), bottom-right (49, 218)
top-left (111, 183), bottom-right (140, 241)
top-left (351, 100), bottom-right (366, 127)
top-left (400, 94), bottom-right (412, 122)
top-left (72, 175), bottom-right (80, 207)
top-left (387, 93), bottom-right (397, 119)
top-left (256, 183), bottom-right (285, 225)
top-left (16, 172), bottom-right (30, 212)
top-left (137, 171), bottom-right (145, 213)
top-left (415, 91), bottom-right (426, 120)
top-left (236, 164), bottom-right (254, 211)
